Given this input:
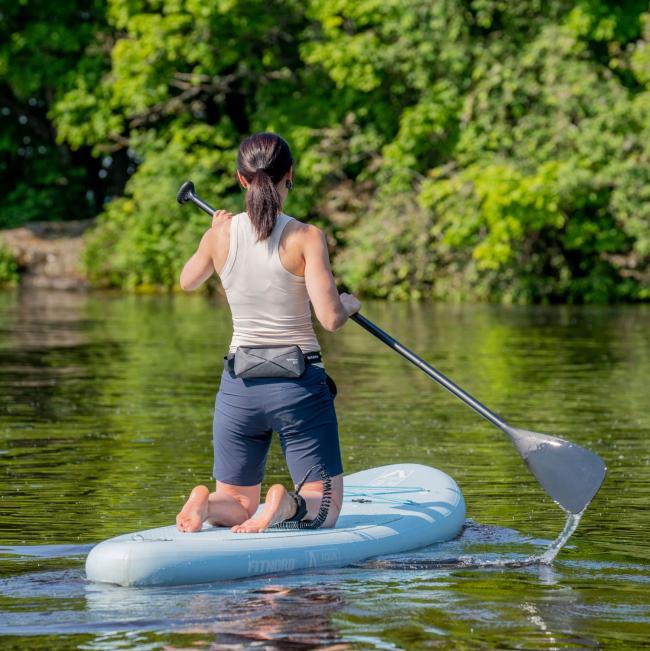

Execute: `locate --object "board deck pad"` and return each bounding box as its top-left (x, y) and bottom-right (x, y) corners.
top-left (85, 464), bottom-right (465, 586)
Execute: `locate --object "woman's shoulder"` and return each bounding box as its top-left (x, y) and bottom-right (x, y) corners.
top-left (281, 217), bottom-right (325, 254)
top-left (284, 222), bottom-right (328, 271)
top-left (281, 214), bottom-right (322, 239)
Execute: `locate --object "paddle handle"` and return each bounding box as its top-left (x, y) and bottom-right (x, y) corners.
top-left (350, 312), bottom-right (509, 432)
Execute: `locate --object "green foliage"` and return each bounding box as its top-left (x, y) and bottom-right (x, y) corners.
top-left (0, 244), bottom-right (19, 287)
top-left (2, 0), bottom-right (650, 301)
top-left (0, 0), bottom-right (107, 227)
top-left (60, 0), bottom-right (324, 289)
top-left (335, 3), bottom-right (650, 303)
top-left (335, 194), bottom-right (437, 301)
top-left (84, 123), bottom-right (239, 288)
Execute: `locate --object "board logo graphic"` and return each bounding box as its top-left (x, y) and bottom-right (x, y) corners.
top-left (248, 558), bottom-right (296, 574)
top-left (308, 549), bottom-right (340, 568)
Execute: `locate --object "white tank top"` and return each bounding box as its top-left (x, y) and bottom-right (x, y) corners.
top-left (219, 212), bottom-right (320, 353)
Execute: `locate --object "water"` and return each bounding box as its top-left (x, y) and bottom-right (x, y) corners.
top-left (1, 290), bottom-right (649, 649)
top-left (363, 511), bottom-right (584, 571)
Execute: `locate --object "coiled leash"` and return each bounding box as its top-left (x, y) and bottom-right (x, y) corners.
top-left (270, 464), bottom-right (332, 530)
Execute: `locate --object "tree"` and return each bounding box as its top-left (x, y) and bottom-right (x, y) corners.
top-left (0, 0), bottom-right (119, 227)
top-left (2, 0), bottom-right (649, 301)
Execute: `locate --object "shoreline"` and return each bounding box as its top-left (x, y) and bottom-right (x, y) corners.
top-left (1, 221), bottom-right (647, 304)
top-left (1, 220), bottom-right (94, 291)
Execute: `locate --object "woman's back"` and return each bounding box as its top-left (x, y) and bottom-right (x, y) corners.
top-left (220, 212), bottom-right (319, 352)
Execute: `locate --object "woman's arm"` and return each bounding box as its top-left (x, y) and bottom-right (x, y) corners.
top-left (179, 209), bottom-right (232, 291)
top-left (179, 229), bottom-right (215, 291)
top-left (303, 225), bottom-right (360, 331)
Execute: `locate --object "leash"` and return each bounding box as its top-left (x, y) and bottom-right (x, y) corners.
top-left (271, 464), bottom-right (332, 530)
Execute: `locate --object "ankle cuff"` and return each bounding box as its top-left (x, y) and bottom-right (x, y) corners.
top-left (284, 491), bottom-right (307, 522)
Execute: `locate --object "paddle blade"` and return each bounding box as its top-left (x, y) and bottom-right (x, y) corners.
top-left (507, 427), bottom-right (606, 514)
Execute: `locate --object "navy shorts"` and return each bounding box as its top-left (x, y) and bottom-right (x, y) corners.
top-left (212, 365), bottom-right (343, 486)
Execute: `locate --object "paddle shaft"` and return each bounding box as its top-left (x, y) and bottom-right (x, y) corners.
top-left (350, 313), bottom-right (510, 432)
top-left (186, 191), bottom-right (216, 216)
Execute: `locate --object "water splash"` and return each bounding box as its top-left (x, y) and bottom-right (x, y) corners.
top-left (360, 510), bottom-right (584, 570)
top-left (535, 510), bottom-right (583, 565)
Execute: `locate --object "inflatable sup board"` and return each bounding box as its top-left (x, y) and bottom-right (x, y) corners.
top-left (85, 464), bottom-right (465, 586)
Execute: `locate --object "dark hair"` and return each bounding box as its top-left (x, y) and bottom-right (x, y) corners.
top-left (237, 132), bottom-right (293, 241)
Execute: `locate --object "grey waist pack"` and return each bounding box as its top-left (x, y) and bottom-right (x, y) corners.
top-left (230, 345), bottom-right (306, 379)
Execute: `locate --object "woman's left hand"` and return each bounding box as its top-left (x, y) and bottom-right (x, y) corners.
top-left (212, 209), bottom-right (232, 228)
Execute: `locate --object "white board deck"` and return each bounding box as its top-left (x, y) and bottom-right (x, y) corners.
top-left (85, 464), bottom-right (465, 586)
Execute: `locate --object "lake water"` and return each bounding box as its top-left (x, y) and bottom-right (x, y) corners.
top-left (1, 290), bottom-right (649, 650)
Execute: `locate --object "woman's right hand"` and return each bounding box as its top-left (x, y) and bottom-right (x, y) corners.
top-left (339, 292), bottom-right (361, 317)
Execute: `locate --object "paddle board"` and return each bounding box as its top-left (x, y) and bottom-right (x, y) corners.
top-left (85, 464), bottom-right (465, 586)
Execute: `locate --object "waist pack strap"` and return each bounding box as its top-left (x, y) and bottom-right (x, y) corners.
top-left (303, 351), bottom-right (323, 365)
top-left (224, 350), bottom-right (322, 373)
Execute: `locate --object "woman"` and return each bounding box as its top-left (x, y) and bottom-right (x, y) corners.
top-left (176, 132), bottom-right (360, 534)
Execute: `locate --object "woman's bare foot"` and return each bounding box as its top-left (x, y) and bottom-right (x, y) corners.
top-left (231, 484), bottom-right (297, 533)
top-left (176, 485), bottom-right (210, 532)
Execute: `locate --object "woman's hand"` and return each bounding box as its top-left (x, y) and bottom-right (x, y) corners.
top-left (212, 209), bottom-right (232, 228)
top-left (339, 292), bottom-right (361, 316)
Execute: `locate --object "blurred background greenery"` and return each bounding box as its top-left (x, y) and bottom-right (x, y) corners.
top-left (1, 0), bottom-right (649, 302)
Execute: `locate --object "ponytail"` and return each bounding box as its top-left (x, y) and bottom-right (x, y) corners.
top-left (247, 169), bottom-right (282, 241)
top-left (237, 132), bottom-right (293, 241)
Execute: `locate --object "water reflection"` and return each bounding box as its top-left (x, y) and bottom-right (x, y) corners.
top-left (81, 580), bottom-right (348, 650)
top-left (1, 288), bottom-right (89, 350)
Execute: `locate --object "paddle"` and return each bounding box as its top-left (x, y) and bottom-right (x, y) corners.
top-left (176, 179), bottom-right (607, 515)
top-left (177, 180), bottom-right (213, 215)
top-left (350, 312), bottom-right (606, 515)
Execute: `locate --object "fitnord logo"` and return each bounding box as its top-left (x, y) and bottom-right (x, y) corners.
top-left (248, 558), bottom-right (296, 574)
